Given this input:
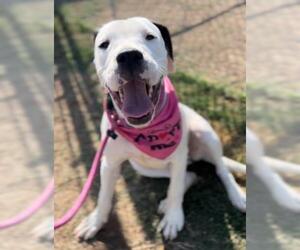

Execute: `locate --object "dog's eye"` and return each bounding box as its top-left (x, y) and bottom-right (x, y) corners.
top-left (145, 34), bottom-right (156, 41)
top-left (99, 41), bottom-right (110, 49)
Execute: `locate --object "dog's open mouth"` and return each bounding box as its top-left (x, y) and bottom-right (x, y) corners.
top-left (111, 79), bottom-right (162, 125)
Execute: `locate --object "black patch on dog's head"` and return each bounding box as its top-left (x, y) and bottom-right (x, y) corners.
top-left (106, 94), bottom-right (114, 111)
top-left (152, 22), bottom-right (173, 60)
top-left (93, 31), bottom-right (98, 42)
top-left (93, 22), bottom-right (173, 59)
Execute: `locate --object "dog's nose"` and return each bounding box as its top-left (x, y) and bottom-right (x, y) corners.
top-left (116, 50), bottom-right (144, 67)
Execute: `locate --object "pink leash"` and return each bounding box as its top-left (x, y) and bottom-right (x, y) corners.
top-left (54, 133), bottom-right (111, 229)
top-left (0, 178), bottom-right (54, 229)
top-left (0, 131), bottom-right (113, 230)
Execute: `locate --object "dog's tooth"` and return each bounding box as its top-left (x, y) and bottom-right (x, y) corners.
top-left (119, 89), bottom-right (124, 102)
top-left (149, 85), bottom-right (153, 97)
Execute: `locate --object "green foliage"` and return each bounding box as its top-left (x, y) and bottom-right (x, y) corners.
top-left (171, 72), bottom-right (245, 131)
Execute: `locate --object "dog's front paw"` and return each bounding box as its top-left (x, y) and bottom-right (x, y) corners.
top-left (158, 207), bottom-right (184, 240)
top-left (229, 189), bottom-right (246, 212)
top-left (75, 210), bottom-right (108, 240)
top-left (272, 184), bottom-right (300, 212)
top-left (158, 198), bottom-right (167, 214)
top-left (32, 217), bottom-right (53, 242)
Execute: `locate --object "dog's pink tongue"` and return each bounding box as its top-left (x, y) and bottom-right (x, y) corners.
top-left (122, 81), bottom-right (153, 118)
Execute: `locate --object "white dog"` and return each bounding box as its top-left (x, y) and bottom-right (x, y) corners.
top-left (246, 128), bottom-right (300, 212)
top-left (75, 17), bottom-right (246, 240)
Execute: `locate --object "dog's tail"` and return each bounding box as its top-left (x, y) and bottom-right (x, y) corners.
top-left (223, 157), bottom-right (246, 174)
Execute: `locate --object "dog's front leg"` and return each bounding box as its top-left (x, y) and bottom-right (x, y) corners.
top-left (75, 156), bottom-right (122, 240)
top-left (158, 152), bottom-right (187, 240)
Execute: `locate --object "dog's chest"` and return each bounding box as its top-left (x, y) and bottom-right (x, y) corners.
top-left (127, 146), bottom-right (170, 169)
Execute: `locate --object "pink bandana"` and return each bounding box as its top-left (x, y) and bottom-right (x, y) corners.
top-left (106, 76), bottom-right (182, 159)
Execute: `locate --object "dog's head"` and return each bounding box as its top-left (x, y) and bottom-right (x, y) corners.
top-left (94, 17), bottom-right (173, 127)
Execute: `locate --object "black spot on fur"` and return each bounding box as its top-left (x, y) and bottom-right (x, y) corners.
top-left (152, 22), bottom-right (173, 60)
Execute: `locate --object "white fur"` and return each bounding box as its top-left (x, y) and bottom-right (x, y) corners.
top-left (75, 17), bottom-right (246, 241)
top-left (94, 17), bottom-right (168, 93)
top-left (32, 216), bottom-right (53, 242)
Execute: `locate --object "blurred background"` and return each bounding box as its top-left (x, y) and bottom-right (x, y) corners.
top-left (54, 0), bottom-right (246, 249)
top-left (247, 0), bottom-right (300, 249)
top-left (0, 0), bottom-right (53, 249)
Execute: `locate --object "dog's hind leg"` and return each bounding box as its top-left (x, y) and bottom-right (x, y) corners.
top-left (264, 156), bottom-right (300, 175)
top-left (223, 156), bottom-right (246, 174)
top-left (189, 132), bottom-right (246, 174)
top-left (195, 129), bottom-right (246, 212)
top-left (183, 104), bottom-right (245, 174)
top-left (182, 103), bottom-right (246, 211)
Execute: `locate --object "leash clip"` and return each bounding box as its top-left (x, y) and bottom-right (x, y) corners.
top-left (107, 129), bottom-right (118, 140)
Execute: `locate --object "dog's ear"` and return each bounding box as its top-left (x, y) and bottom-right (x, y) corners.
top-left (152, 22), bottom-right (174, 72)
top-left (153, 23), bottom-right (173, 60)
top-left (93, 30), bottom-right (98, 42)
